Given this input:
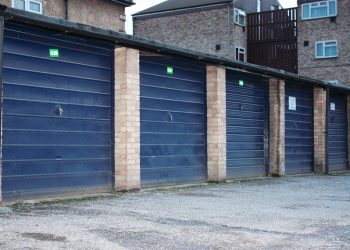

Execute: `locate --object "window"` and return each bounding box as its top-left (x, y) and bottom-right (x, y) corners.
top-left (13, 0), bottom-right (25, 9)
top-left (315, 40), bottom-right (338, 59)
top-left (29, 1), bottom-right (41, 13)
top-left (12, 0), bottom-right (43, 14)
top-left (271, 5), bottom-right (280, 10)
top-left (234, 8), bottom-right (246, 26)
top-left (119, 14), bottom-right (126, 22)
top-left (302, 0), bottom-right (337, 20)
top-left (235, 47), bottom-right (246, 62)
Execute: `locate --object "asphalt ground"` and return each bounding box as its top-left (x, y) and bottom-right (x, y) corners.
top-left (0, 173), bottom-right (349, 249)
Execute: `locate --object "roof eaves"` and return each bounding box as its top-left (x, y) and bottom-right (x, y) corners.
top-left (110, 0), bottom-right (135, 7)
top-left (133, 0), bottom-right (232, 16)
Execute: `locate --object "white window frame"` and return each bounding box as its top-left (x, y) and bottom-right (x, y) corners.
top-left (235, 46), bottom-right (246, 62)
top-left (315, 40), bottom-right (338, 59)
top-left (271, 5), bottom-right (280, 11)
top-left (302, 0), bottom-right (337, 20)
top-left (28, 0), bottom-right (43, 14)
top-left (12, 0), bottom-right (43, 14)
top-left (119, 14), bottom-right (126, 22)
top-left (234, 8), bottom-right (246, 26)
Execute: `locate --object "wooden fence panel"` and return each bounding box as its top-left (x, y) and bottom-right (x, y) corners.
top-left (247, 8), bottom-right (298, 74)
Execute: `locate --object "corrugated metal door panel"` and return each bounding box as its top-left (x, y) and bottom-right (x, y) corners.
top-left (328, 92), bottom-right (348, 171)
top-left (285, 82), bottom-right (314, 174)
top-left (140, 56), bottom-right (207, 186)
top-left (226, 70), bottom-right (268, 178)
top-left (2, 22), bottom-right (114, 200)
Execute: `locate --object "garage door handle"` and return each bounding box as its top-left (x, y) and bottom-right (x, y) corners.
top-left (55, 105), bottom-right (64, 116)
top-left (167, 112), bottom-right (173, 122)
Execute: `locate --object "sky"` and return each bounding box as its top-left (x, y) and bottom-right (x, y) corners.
top-left (125, 0), bottom-right (297, 34)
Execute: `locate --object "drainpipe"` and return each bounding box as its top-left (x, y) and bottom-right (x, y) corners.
top-left (257, 0), bottom-right (261, 12)
top-left (325, 87), bottom-right (329, 174)
top-left (65, 0), bottom-right (68, 20)
top-left (227, 3), bottom-right (231, 59)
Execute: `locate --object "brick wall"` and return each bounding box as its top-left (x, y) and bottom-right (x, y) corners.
top-left (0, 0), bottom-right (126, 32)
top-left (314, 87), bottom-right (326, 174)
top-left (298, 0), bottom-right (350, 85)
top-left (68, 0), bottom-right (125, 32)
top-left (134, 6), bottom-right (247, 60)
top-left (43, 0), bottom-right (66, 19)
top-left (206, 66), bottom-right (227, 182)
top-left (269, 78), bottom-right (285, 176)
top-left (115, 47), bottom-right (141, 191)
top-left (0, 0), bottom-right (11, 8)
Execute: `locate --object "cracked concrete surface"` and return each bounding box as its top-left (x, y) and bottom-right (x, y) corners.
top-left (0, 174), bottom-right (349, 249)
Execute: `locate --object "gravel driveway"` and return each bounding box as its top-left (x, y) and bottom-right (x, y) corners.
top-left (0, 174), bottom-right (349, 250)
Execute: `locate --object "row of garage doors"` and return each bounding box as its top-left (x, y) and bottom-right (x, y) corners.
top-left (1, 22), bottom-right (348, 200)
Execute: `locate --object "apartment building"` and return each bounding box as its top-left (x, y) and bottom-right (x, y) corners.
top-left (133, 0), bottom-right (281, 61)
top-left (298, 0), bottom-right (349, 85)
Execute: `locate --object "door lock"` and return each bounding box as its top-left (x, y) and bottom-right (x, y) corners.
top-left (55, 105), bottom-right (64, 116)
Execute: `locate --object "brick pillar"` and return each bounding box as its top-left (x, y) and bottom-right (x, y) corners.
top-left (314, 87), bottom-right (327, 174)
top-left (206, 66), bottom-right (226, 182)
top-left (347, 96), bottom-right (350, 169)
top-left (269, 78), bottom-right (285, 176)
top-left (115, 47), bottom-right (140, 191)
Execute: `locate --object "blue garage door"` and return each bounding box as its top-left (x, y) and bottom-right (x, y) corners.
top-left (285, 82), bottom-right (314, 174)
top-left (140, 56), bottom-right (207, 186)
top-left (2, 23), bottom-right (114, 200)
top-left (226, 70), bottom-right (268, 178)
top-left (328, 91), bottom-right (348, 171)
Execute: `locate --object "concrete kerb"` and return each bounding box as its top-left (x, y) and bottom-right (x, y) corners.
top-left (2, 172), bottom-right (350, 208)
top-left (3, 193), bottom-right (117, 209)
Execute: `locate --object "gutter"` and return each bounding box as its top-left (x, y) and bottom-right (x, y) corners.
top-left (110, 0), bottom-right (135, 7)
top-left (133, 3), bottom-right (231, 21)
top-left (1, 5), bottom-right (350, 93)
top-left (133, 1), bottom-right (232, 18)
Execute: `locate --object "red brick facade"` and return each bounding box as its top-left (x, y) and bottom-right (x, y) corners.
top-left (313, 87), bottom-right (327, 174)
top-left (206, 66), bottom-right (227, 182)
top-left (269, 78), bottom-right (285, 176)
top-left (115, 47), bottom-right (141, 191)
